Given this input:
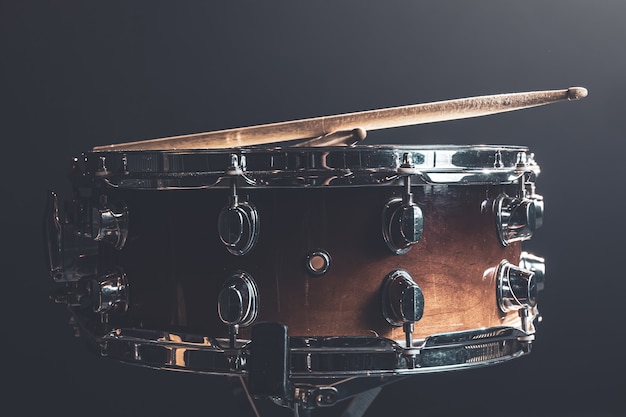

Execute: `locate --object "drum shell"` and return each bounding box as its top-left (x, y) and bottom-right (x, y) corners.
top-left (100, 183), bottom-right (522, 341)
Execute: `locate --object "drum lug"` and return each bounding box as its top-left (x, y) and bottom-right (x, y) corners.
top-left (381, 269), bottom-right (424, 347)
top-left (494, 193), bottom-right (538, 246)
top-left (495, 163), bottom-right (544, 246)
top-left (91, 196), bottom-right (129, 250)
top-left (218, 271), bottom-right (259, 347)
top-left (91, 195), bottom-right (128, 250)
top-left (522, 173), bottom-right (544, 229)
top-left (519, 251), bottom-right (546, 292)
top-left (44, 191), bottom-right (99, 282)
top-left (218, 178), bottom-right (260, 256)
top-left (381, 174), bottom-right (424, 255)
top-left (496, 260), bottom-right (537, 313)
top-left (91, 268), bottom-right (129, 314)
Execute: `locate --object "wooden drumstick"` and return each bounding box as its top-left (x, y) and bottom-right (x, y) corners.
top-left (291, 128), bottom-right (368, 147)
top-left (92, 87), bottom-right (587, 151)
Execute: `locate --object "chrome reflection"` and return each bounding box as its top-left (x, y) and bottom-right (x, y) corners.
top-left (519, 252), bottom-right (546, 292)
top-left (97, 325), bottom-right (532, 378)
top-left (496, 260), bottom-right (537, 312)
top-left (381, 172), bottom-right (424, 255)
top-left (44, 191), bottom-right (99, 282)
top-left (83, 145), bottom-right (539, 189)
top-left (305, 250), bottom-right (332, 275)
top-left (380, 269), bottom-right (424, 348)
top-left (91, 201), bottom-right (128, 250)
top-left (218, 270), bottom-right (259, 348)
top-left (92, 269), bottom-right (129, 315)
top-left (495, 194), bottom-right (537, 246)
top-left (218, 172), bottom-right (260, 256)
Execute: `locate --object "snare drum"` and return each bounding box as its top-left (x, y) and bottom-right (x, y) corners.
top-left (45, 144), bottom-right (545, 407)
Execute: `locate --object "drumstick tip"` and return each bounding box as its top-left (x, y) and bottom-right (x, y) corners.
top-left (567, 87), bottom-right (588, 100)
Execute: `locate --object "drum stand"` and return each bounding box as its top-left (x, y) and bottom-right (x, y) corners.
top-left (228, 375), bottom-right (401, 417)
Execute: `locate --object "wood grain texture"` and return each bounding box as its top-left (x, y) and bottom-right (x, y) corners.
top-left (102, 182), bottom-right (527, 341)
top-left (92, 87), bottom-right (586, 151)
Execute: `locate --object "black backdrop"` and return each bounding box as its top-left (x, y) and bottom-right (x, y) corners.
top-left (2, 2), bottom-right (624, 416)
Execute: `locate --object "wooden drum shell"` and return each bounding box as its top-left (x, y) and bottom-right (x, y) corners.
top-left (102, 182), bottom-right (522, 341)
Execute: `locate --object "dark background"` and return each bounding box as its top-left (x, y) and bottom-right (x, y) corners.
top-left (2, 1), bottom-right (624, 416)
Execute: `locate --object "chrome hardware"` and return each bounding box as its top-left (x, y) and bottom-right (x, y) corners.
top-left (494, 150), bottom-right (503, 168)
top-left (523, 178), bottom-right (544, 229)
top-left (91, 200), bottom-right (128, 250)
top-left (44, 191), bottom-right (99, 282)
top-left (92, 269), bottom-right (129, 315)
top-left (217, 179), bottom-right (259, 256)
top-left (520, 252), bottom-right (546, 292)
top-left (495, 193), bottom-right (537, 246)
top-left (397, 151), bottom-right (421, 175)
top-left (519, 308), bottom-right (535, 337)
top-left (515, 151), bottom-right (528, 168)
top-left (100, 325), bottom-right (532, 378)
top-left (225, 153), bottom-right (245, 176)
top-left (95, 155), bottom-right (109, 176)
top-left (87, 145), bottom-right (540, 189)
top-left (529, 193), bottom-right (544, 229)
top-left (496, 260), bottom-right (537, 313)
top-left (305, 250), bottom-right (332, 275)
top-left (381, 269), bottom-right (424, 347)
top-left (50, 282), bottom-right (90, 308)
top-left (294, 385), bottom-right (339, 410)
top-left (381, 270), bottom-right (425, 325)
top-left (218, 271), bottom-right (259, 347)
top-left (518, 156), bottom-right (544, 229)
top-left (120, 155), bottom-right (129, 175)
top-left (218, 271), bottom-right (259, 326)
top-left (86, 325), bottom-right (538, 417)
top-left (381, 175), bottom-right (424, 255)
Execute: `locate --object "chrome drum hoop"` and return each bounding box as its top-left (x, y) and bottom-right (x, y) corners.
top-left (79, 145), bottom-right (540, 190)
top-left (95, 326), bottom-right (533, 379)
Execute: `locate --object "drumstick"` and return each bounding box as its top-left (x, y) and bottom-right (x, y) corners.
top-left (92, 87), bottom-right (587, 151)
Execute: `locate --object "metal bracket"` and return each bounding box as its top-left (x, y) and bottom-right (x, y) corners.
top-left (294, 385), bottom-right (339, 410)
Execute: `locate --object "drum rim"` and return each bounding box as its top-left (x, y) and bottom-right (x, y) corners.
top-left (87, 143), bottom-right (530, 154)
top-left (95, 325), bottom-right (532, 378)
top-left (79, 144), bottom-right (539, 189)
